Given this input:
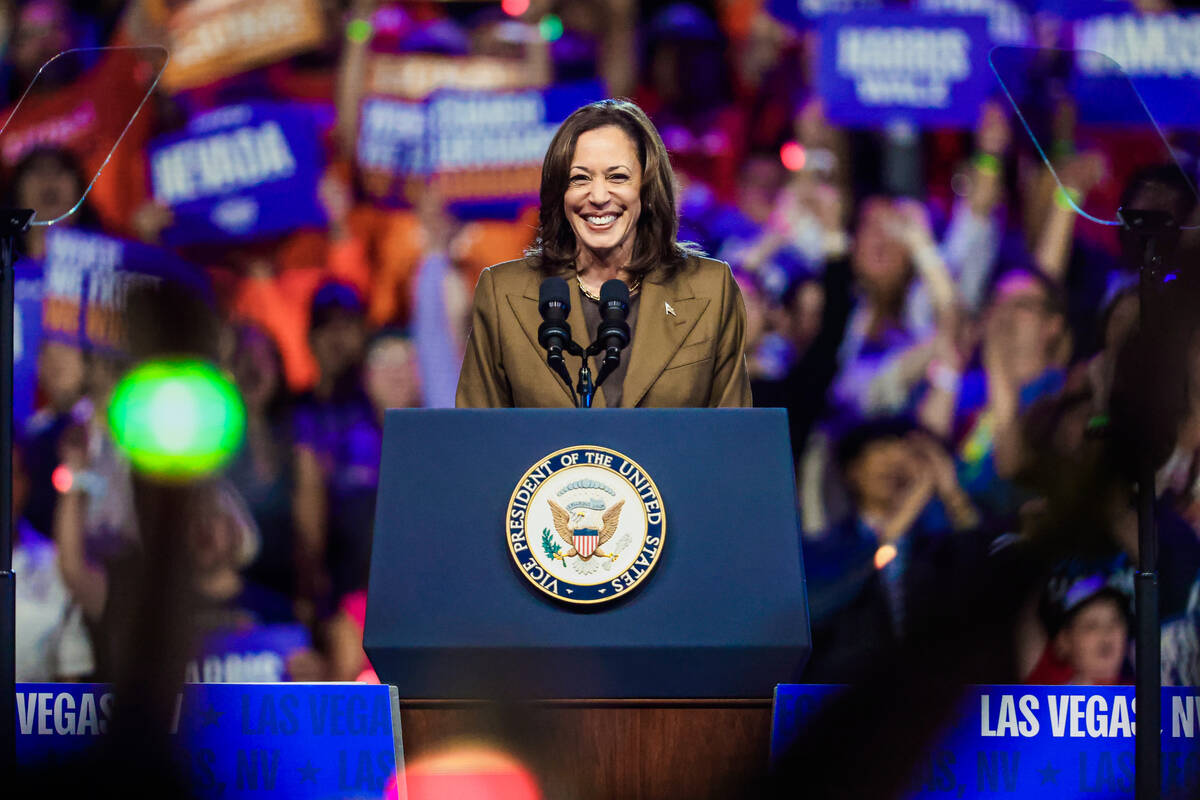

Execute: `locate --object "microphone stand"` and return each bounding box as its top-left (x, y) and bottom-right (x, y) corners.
top-left (574, 341), bottom-right (596, 408)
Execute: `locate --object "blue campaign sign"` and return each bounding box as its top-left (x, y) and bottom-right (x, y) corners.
top-left (423, 81), bottom-right (604, 219)
top-left (1037, 0), bottom-right (1132, 20)
top-left (187, 624), bottom-right (313, 683)
top-left (818, 12), bottom-right (993, 128)
top-left (916, 0), bottom-right (1032, 45)
top-left (772, 685), bottom-right (1200, 798)
top-left (355, 81), bottom-right (602, 217)
top-left (357, 96), bottom-right (426, 207)
top-left (1070, 13), bottom-right (1200, 127)
top-left (149, 103), bottom-right (328, 246)
top-left (41, 227), bottom-right (211, 354)
top-left (766, 0), bottom-right (883, 31)
top-left (17, 683), bottom-right (403, 800)
top-left (14, 261), bottom-right (43, 430)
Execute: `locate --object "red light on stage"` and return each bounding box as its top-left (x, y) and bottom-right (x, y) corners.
top-left (404, 743), bottom-right (541, 800)
top-left (52, 465), bottom-right (73, 494)
top-left (502, 0), bottom-right (530, 16)
top-left (780, 141), bottom-right (806, 171)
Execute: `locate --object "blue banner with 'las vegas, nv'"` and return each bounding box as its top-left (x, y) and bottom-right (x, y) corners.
top-left (818, 11), bottom-right (992, 128)
top-left (773, 685), bottom-right (1200, 798)
top-left (17, 683), bottom-right (402, 800)
top-left (150, 102), bottom-right (328, 246)
top-left (1069, 12), bottom-right (1200, 127)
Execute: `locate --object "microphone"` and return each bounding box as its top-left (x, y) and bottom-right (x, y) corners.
top-left (538, 277), bottom-right (573, 385)
top-left (596, 279), bottom-right (631, 371)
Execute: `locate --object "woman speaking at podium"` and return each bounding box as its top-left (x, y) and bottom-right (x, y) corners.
top-left (455, 99), bottom-right (752, 408)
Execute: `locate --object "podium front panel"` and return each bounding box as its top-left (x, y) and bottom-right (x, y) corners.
top-left (364, 408), bottom-right (810, 698)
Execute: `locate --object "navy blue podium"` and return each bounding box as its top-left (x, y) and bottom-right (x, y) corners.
top-left (364, 408), bottom-right (810, 699)
top-left (363, 409), bottom-right (810, 799)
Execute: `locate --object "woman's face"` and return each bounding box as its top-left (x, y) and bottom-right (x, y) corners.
top-left (564, 125), bottom-right (643, 268)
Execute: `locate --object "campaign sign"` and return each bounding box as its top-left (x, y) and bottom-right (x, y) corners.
top-left (818, 12), bottom-right (992, 128)
top-left (916, 0), bottom-right (1031, 45)
top-left (42, 227), bottom-right (209, 353)
top-left (357, 97), bottom-right (427, 207)
top-left (14, 261), bottom-right (43, 429)
top-left (772, 685), bottom-right (1200, 798)
top-left (187, 624), bottom-right (312, 683)
top-left (17, 683), bottom-right (404, 799)
top-left (366, 53), bottom-right (550, 100)
top-left (766, 0), bottom-right (883, 31)
top-left (150, 103), bottom-right (327, 246)
top-left (161, 0), bottom-right (328, 92)
top-left (1037, 0), bottom-right (1132, 21)
top-left (1071, 13), bottom-right (1200, 127)
top-left (424, 81), bottom-right (604, 219)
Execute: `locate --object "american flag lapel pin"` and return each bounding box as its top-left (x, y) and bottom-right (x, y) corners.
top-left (665, 302), bottom-right (676, 317)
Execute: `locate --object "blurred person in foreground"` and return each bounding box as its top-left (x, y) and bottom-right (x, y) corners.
top-left (456, 98), bottom-right (751, 409)
top-left (803, 418), bottom-right (982, 681)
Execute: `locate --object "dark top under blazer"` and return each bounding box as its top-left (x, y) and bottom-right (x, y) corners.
top-left (455, 255), bottom-right (753, 408)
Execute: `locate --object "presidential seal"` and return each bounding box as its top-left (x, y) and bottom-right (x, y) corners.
top-left (506, 446), bottom-right (666, 605)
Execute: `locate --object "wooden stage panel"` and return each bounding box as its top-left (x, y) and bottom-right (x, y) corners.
top-left (398, 701), bottom-right (773, 800)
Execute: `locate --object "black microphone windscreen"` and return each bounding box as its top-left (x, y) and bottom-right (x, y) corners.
top-left (599, 279), bottom-right (630, 314)
top-left (539, 277), bottom-right (571, 318)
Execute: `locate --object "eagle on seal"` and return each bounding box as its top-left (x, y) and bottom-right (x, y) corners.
top-left (548, 499), bottom-right (624, 561)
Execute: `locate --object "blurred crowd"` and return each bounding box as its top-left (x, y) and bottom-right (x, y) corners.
top-left (10, 0), bottom-right (1200, 692)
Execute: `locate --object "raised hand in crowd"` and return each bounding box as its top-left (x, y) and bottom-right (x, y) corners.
top-left (318, 168), bottom-right (355, 242)
top-left (130, 201), bottom-right (173, 245)
top-left (982, 294), bottom-right (1030, 480)
top-left (908, 431), bottom-right (980, 531)
top-left (1035, 150), bottom-right (1107, 281)
top-left (968, 100), bottom-right (1011, 218)
top-left (333, 0), bottom-right (381, 159)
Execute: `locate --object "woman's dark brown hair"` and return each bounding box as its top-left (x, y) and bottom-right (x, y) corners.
top-left (527, 98), bottom-right (702, 280)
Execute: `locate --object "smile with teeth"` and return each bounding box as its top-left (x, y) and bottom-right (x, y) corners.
top-left (583, 213), bottom-right (619, 229)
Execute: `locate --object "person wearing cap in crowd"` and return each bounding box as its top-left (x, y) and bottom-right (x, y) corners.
top-left (1025, 573), bottom-right (1132, 685)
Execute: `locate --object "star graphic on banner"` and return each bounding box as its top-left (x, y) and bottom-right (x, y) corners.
top-left (199, 706), bottom-right (225, 730)
top-left (1038, 761), bottom-right (1060, 785)
top-left (297, 760), bottom-right (321, 784)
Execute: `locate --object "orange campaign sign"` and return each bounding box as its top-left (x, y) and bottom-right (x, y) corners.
top-left (157, 0), bottom-right (328, 91)
top-left (366, 53), bottom-right (550, 100)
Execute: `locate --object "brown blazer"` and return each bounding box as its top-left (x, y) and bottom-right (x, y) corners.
top-left (455, 255), bottom-right (753, 408)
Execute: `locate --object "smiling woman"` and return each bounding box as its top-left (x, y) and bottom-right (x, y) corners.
top-left (455, 99), bottom-right (753, 409)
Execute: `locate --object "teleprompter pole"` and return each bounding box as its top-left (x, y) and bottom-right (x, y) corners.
top-left (0, 208), bottom-right (32, 775)
top-left (1118, 206), bottom-right (1176, 800)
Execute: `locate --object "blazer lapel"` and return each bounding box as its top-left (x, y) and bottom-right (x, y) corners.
top-left (621, 270), bottom-right (707, 408)
top-left (509, 272), bottom-right (578, 406)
